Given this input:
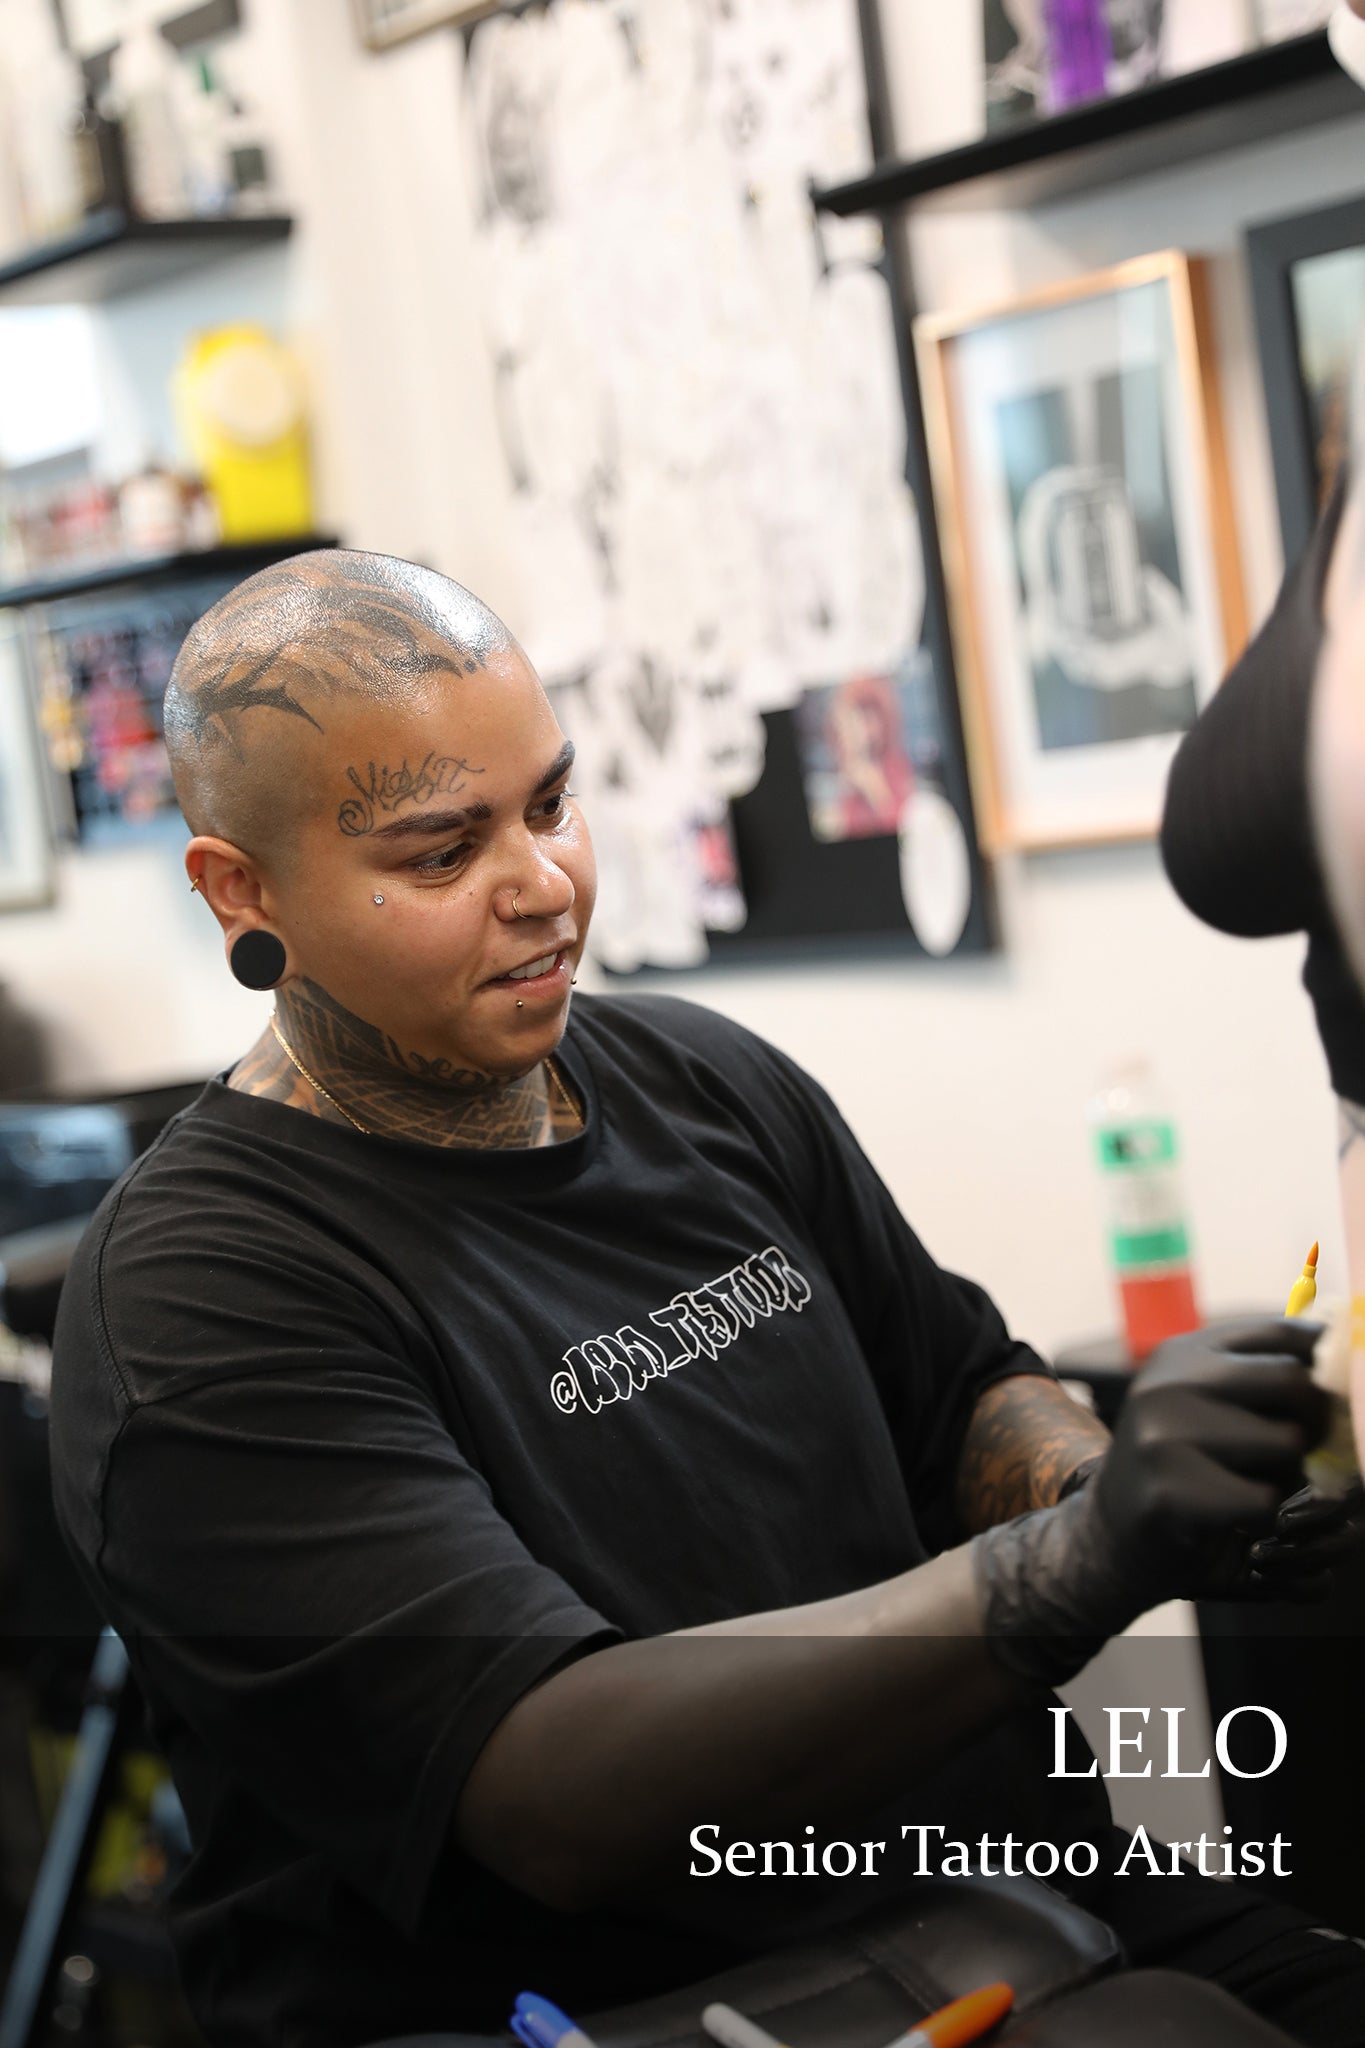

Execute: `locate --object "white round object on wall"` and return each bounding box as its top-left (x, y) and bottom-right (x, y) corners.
top-left (898, 786), bottom-right (972, 957)
top-left (201, 339), bottom-right (300, 448)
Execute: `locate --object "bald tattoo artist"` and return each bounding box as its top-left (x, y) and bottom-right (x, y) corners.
top-left (48, 553), bottom-right (1364, 2048)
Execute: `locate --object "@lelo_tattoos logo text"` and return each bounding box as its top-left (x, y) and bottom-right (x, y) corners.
top-left (550, 1245), bottom-right (812, 1417)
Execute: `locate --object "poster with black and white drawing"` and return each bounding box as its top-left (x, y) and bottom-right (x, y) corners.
top-left (918, 255), bottom-right (1243, 850)
top-left (459, 0), bottom-right (974, 970)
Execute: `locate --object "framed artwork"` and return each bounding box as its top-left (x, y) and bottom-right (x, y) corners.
top-left (915, 251), bottom-right (1244, 853)
top-left (1247, 194), bottom-right (1365, 565)
top-left (354, 0), bottom-right (497, 51)
top-left (0, 620), bottom-right (53, 910)
top-left (33, 575), bottom-right (254, 846)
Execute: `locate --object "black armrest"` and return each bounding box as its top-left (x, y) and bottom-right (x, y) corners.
top-left (1008, 1968), bottom-right (1296, 2045)
top-left (580, 1874), bottom-right (1121, 2048)
top-left (0, 1216), bottom-right (92, 1345)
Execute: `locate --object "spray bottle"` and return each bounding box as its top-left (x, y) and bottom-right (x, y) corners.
top-left (1089, 1060), bottom-right (1201, 1360)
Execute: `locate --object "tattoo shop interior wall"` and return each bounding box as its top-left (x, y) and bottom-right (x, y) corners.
top-left (0, 0), bottom-right (1355, 1357)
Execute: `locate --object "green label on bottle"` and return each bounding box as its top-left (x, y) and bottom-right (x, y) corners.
top-left (1110, 1224), bottom-right (1190, 1270)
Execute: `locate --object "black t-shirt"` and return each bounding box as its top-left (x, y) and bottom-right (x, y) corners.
top-left (1161, 474), bottom-right (1365, 1103)
top-left (50, 994), bottom-right (1052, 2047)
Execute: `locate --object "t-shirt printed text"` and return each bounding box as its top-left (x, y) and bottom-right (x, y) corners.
top-left (550, 1244), bottom-right (812, 1416)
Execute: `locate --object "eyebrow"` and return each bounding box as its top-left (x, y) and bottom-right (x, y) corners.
top-left (534, 740), bottom-right (576, 793)
top-left (369, 741), bottom-right (576, 841)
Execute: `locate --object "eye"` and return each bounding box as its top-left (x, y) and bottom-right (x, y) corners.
top-left (537, 786), bottom-right (576, 821)
top-left (412, 841), bottom-right (472, 876)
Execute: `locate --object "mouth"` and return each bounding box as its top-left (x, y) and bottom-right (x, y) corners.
top-left (485, 948), bottom-right (572, 999)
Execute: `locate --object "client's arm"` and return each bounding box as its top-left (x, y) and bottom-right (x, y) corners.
top-left (455, 1323), bottom-right (1324, 1913)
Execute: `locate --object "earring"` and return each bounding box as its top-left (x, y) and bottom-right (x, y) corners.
top-left (189, 877), bottom-right (202, 896)
top-left (229, 930), bottom-right (288, 990)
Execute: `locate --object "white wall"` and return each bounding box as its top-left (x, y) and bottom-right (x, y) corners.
top-left (0, 1), bottom-right (1356, 1366)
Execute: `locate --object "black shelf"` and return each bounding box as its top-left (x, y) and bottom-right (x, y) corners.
top-left (813, 30), bottom-right (1362, 216)
top-left (0, 210), bottom-right (292, 307)
top-left (0, 539), bottom-right (339, 610)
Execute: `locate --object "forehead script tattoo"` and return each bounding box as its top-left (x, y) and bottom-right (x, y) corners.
top-left (339, 755), bottom-right (486, 836)
top-left (172, 564), bottom-right (492, 755)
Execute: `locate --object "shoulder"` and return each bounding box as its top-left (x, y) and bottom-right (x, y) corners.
top-left (568, 991), bottom-right (842, 1152)
top-left (570, 991), bottom-right (811, 1098)
top-left (50, 1094), bottom-right (397, 1414)
top-left (573, 990), bottom-right (766, 1057)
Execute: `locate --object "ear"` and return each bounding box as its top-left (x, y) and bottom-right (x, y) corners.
top-left (189, 836), bottom-right (299, 992)
top-left (186, 836), bottom-right (263, 932)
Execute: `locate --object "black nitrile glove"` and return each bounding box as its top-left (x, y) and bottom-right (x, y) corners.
top-left (973, 1319), bottom-right (1330, 1686)
top-left (1242, 1478), bottom-right (1365, 1599)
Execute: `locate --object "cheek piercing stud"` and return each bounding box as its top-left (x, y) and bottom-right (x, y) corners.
top-left (516, 999), bottom-right (524, 1009)
top-left (372, 894), bottom-right (385, 905)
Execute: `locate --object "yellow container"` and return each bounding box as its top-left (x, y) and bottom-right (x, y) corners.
top-left (174, 324), bottom-right (313, 541)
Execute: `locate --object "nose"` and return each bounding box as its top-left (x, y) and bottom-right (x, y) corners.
top-left (498, 836), bottom-right (576, 923)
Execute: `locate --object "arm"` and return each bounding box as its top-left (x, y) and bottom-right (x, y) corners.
top-left (954, 1374), bottom-right (1111, 1535)
top-left (456, 1378), bottom-right (1110, 1913)
top-left (457, 1324), bottom-right (1326, 1917)
top-left (455, 1543), bottom-right (1023, 1914)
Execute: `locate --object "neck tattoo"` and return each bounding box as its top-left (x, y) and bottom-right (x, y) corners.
top-left (268, 1011), bottom-right (578, 1143)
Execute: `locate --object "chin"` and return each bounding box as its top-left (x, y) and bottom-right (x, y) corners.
top-left (481, 1022), bottom-right (569, 1083)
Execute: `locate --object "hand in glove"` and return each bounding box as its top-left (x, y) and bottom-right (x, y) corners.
top-left (1242, 1477), bottom-right (1365, 1597)
top-left (973, 1319), bottom-right (1329, 1686)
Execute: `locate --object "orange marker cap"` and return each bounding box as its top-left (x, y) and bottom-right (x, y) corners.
top-left (915, 1982), bottom-right (1014, 2048)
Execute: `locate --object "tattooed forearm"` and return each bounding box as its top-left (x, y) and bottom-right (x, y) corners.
top-left (954, 1375), bottom-right (1111, 1536)
top-left (338, 754), bottom-right (485, 835)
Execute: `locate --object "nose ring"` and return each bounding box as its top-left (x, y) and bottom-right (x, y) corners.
top-left (511, 890), bottom-right (530, 919)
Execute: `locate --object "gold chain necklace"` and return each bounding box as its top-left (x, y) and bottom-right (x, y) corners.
top-left (268, 1013), bottom-right (579, 1139)
top-left (270, 1013), bottom-right (370, 1133)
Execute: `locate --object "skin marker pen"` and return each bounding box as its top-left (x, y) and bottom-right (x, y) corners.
top-left (876, 1982), bottom-right (1015, 2048)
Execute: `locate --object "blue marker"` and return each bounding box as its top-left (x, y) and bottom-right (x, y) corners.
top-left (511, 1992), bottom-right (600, 2048)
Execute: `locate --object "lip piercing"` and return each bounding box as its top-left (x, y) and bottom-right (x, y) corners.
top-left (372, 893), bottom-right (384, 905)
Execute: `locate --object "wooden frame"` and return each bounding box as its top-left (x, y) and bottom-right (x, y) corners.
top-left (915, 252), bottom-right (1244, 854)
top-left (353, 0), bottom-right (498, 51)
top-left (1247, 193), bottom-right (1365, 566)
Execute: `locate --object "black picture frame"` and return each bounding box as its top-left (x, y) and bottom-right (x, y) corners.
top-left (1248, 192), bottom-right (1365, 564)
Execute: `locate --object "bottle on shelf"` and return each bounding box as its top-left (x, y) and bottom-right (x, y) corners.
top-left (173, 55), bottom-right (234, 217)
top-left (1088, 1060), bottom-right (1202, 1361)
top-left (1043, 0), bottom-right (1111, 113)
top-left (70, 82), bottom-right (129, 219)
top-left (108, 22), bottom-right (189, 221)
top-left (5, 3), bottom-right (85, 244)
